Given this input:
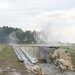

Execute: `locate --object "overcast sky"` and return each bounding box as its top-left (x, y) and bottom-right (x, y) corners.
top-left (0, 0), bottom-right (75, 43)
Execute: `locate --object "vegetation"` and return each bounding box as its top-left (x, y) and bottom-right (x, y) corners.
top-left (0, 26), bottom-right (37, 44)
top-left (0, 26), bottom-right (46, 44)
top-left (0, 26), bottom-right (36, 44)
top-left (60, 46), bottom-right (75, 69)
top-left (0, 71), bottom-right (13, 75)
top-left (0, 45), bottom-right (27, 75)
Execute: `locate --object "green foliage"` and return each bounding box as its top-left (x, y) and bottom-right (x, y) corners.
top-left (24, 30), bottom-right (37, 44)
top-left (0, 26), bottom-right (37, 44)
top-left (0, 26), bottom-right (48, 44)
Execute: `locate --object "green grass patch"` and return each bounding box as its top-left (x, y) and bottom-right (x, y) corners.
top-left (0, 45), bottom-right (27, 75)
top-left (60, 46), bottom-right (71, 51)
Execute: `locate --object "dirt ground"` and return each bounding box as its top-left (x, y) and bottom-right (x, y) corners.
top-left (23, 45), bottom-right (75, 75)
top-left (0, 44), bottom-right (75, 75)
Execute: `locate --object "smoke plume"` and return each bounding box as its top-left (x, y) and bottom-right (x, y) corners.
top-left (8, 31), bottom-right (19, 44)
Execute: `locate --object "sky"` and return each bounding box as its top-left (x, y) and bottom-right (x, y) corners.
top-left (0, 0), bottom-right (75, 43)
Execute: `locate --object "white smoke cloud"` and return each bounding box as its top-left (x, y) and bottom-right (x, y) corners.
top-left (34, 9), bottom-right (75, 43)
top-left (8, 31), bottom-right (19, 44)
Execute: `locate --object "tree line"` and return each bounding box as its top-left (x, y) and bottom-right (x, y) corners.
top-left (0, 26), bottom-right (47, 44)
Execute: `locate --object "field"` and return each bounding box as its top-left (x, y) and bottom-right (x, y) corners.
top-left (0, 44), bottom-right (27, 75)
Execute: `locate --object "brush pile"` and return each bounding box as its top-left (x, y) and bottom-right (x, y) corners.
top-left (50, 48), bottom-right (74, 71)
